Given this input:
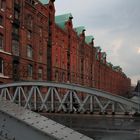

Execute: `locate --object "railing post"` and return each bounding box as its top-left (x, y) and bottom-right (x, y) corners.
top-left (51, 88), bottom-right (55, 112)
top-left (90, 96), bottom-right (93, 113)
top-left (70, 91), bottom-right (73, 113)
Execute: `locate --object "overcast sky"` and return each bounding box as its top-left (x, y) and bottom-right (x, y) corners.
top-left (54, 0), bottom-right (140, 85)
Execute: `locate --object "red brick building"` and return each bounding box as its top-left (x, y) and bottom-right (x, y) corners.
top-left (0, 0), bottom-right (131, 96)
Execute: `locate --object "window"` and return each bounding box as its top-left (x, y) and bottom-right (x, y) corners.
top-left (39, 52), bottom-right (42, 62)
top-left (55, 70), bottom-right (58, 81)
top-left (14, 10), bottom-right (20, 20)
top-left (28, 64), bottom-right (33, 77)
top-left (55, 57), bottom-right (58, 66)
top-left (13, 25), bottom-right (19, 35)
top-left (12, 40), bottom-right (19, 56)
top-left (26, 0), bottom-right (35, 6)
top-left (27, 45), bottom-right (33, 58)
top-left (62, 72), bottom-right (65, 81)
top-left (27, 30), bottom-right (32, 39)
top-left (0, 34), bottom-right (3, 50)
top-left (0, 0), bottom-right (5, 11)
top-left (14, 0), bottom-right (19, 4)
top-left (38, 68), bottom-right (43, 80)
top-left (26, 15), bottom-right (33, 29)
top-left (0, 57), bottom-right (3, 74)
top-left (0, 15), bottom-right (3, 26)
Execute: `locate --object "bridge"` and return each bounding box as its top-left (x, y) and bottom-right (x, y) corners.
top-left (0, 81), bottom-right (140, 140)
top-left (0, 81), bottom-right (139, 114)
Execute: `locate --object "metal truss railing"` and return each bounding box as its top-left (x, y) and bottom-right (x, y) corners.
top-left (0, 81), bottom-right (139, 114)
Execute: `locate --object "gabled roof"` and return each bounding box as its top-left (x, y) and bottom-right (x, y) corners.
top-left (39, 0), bottom-right (50, 4)
top-left (85, 35), bottom-right (94, 44)
top-left (55, 13), bottom-right (73, 23)
top-left (56, 21), bottom-right (66, 29)
top-left (55, 13), bottom-right (73, 29)
top-left (74, 26), bottom-right (85, 35)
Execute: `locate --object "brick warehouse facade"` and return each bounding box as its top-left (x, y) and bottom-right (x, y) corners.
top-left (0, 0), bottom-right (131, 96)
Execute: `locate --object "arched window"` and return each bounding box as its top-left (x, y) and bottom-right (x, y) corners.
top-left (0, 57), bottom-right (3, 74)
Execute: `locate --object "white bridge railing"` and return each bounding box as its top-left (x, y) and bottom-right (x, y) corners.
top-left (0, 81), bottom-right (139, 114)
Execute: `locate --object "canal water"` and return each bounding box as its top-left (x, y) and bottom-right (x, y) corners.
top-left (44, 113), bottom-right (140, 140)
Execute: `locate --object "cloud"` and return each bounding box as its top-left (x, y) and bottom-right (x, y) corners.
top-left (137, 48), bottom-right (140, 54)
top-left (131, 75), bottom-right (140, 86)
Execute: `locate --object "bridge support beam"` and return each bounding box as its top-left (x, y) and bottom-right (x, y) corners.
top-left (0, 99), bottom-right (93, 140)
top-left (0, 111), bottom-right (55, 140)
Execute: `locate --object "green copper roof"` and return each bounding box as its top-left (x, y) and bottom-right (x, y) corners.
top-left (56, 21), bottom-right (66, 29)
top-left (74, 26), bottom-right (86, 35)
top-left (55, 13), bottom-right (73, 29)
top-left (55, 13), bottom-right (73, 23)
top-left (85, 36), bottom-right (94, 44)
top-left (39, 0), bottom-right (50, 4)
